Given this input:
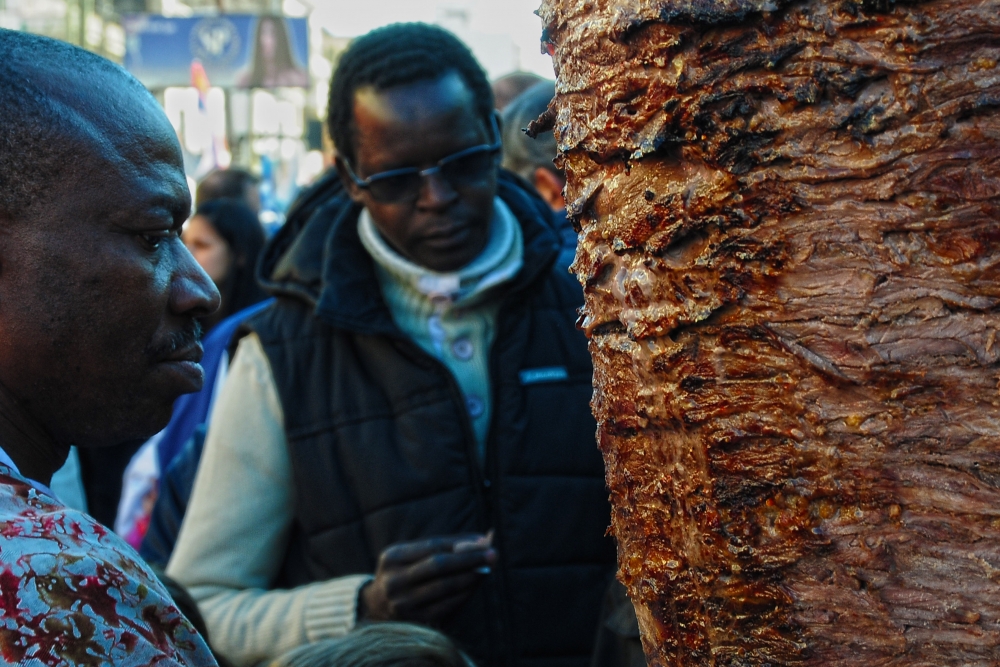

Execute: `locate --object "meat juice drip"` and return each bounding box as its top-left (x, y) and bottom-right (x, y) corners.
top-left (538, 0), bottom-right (1000, 665)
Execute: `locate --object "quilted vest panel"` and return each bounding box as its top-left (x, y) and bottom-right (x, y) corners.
top-left (250, 271), bottom-right (615, 667)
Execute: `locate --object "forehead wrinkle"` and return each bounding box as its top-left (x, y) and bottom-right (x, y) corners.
top-left (33, 76), bottom-right (189, 218)
top-left (25, 61), bottom-right (179, 162)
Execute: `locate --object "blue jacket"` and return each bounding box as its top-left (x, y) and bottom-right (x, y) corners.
top-left (140, 299), bottom-right (273, 568)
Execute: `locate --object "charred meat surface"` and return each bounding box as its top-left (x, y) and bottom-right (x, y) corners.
top-left (540, 0), bottom-right (1000, 664)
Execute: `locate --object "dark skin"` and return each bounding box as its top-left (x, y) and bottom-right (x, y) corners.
top-left (335, 73), bottom-right (499, 622)
top-left (359, 536), bottom-right (497, 624)
top-left (0, 64), bottom-right (220, 484)
top-left (336, 72), bottom-right (498, 273)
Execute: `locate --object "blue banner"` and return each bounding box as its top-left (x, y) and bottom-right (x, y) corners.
top-left (124, 14), bottom-right (309, 89)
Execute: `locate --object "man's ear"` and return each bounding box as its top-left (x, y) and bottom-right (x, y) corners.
top-left (533, 167), bottom-right (566, 212)
top-left (334, 156), bottom-right (366, 204)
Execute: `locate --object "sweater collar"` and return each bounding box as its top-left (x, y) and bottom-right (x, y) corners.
top-left (357, 198), bottom-right (524, 309)
top-left (259, 171), bottom-right (562, 336)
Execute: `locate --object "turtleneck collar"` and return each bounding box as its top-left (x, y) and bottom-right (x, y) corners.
top-left (357, 198), bottom-right (524, 309)
top-left (0, 381), bottom-right (68, 486)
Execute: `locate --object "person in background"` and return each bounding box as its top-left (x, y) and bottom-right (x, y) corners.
top-left (168, 22), bottom-right (614, 667)
top-left (499, 80), bottom-right (575, 268)
top-left (183, 199), bottom-right (268, 332)
top-left (196, 168), bottom-right (262, 214)
top-left (0, 29), bottom-right (219, 662)
top-left (590, 581), bottom-right (646, 667)
top-left (116, 198), bottom-right (269, 547)
top-left (490, 70), bottom-right (544, 111)
top-left (237, 15), bottom-right (310, 89)
top-left (268, 623), bottom-right (474, 667)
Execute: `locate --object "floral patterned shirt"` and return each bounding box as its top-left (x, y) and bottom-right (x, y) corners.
top-left (0, 466), bottom-right (217, 666)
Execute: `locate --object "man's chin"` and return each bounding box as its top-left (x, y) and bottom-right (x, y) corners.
top-left (154, 359), bottom-right (206, 396)
top-left (416, 244), bottom-right (484, 273)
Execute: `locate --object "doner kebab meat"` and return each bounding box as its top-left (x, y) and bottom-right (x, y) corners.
top-left (536, 0), bottom-right (1000, 664)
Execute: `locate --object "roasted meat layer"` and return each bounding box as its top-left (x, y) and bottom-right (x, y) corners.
top-left (539, 0), bottom-right (1000, 664)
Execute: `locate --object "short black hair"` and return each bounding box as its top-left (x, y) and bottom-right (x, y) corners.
top-left (327, 23), bottom-right (494, 163)
top-left (196, 168), bottom-right (260, 209)
top-left (0, 29), bottom-right (147, 218)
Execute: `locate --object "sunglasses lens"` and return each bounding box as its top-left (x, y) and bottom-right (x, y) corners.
top-left (441, 150), bottom-right (496, 187)
top-left (360, 146), bottom-right (497, 203)
top-left (368, 173), bottom-right (423, 203)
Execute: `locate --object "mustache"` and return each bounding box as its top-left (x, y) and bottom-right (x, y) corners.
top-left (146, 319), bottom-right (204, 360)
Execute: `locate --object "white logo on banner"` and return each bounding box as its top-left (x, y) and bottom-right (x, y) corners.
top-left (190, 17), bottom-right (241, 65)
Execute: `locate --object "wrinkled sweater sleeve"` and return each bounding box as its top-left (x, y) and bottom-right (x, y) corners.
top-left (166, 333), bottom-right (371, 667)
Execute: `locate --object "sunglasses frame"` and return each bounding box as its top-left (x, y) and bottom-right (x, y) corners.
top-left (341, 114), bottom-right (502, 203)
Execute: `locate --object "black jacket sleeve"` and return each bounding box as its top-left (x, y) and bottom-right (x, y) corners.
top-left (139, 426), bottom-right (207, 569)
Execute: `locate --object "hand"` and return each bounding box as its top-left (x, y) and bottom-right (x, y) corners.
top-left (359, 534), bottom-right (497, 624)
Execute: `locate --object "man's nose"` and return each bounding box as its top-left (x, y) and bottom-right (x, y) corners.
top-left (169, 238), bottom-right (221, 318)
top-left (416, 171), bottom-right (459, 210)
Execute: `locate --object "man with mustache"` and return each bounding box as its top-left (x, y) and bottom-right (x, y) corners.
top-left (168, 22), bottom-right (615, 667)
top-left (0, 29), bottom-right (220, 663)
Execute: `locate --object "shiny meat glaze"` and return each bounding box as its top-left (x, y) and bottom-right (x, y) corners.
top-left (538, 0), bottom-right (1000, 664)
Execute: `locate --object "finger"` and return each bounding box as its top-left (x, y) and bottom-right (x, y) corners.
top-left (390, 570), bottom-right (484, 617)
top-left (379, 536), bottom-right (470, 568)
top-left (394, 549), bottom-right (495, 589)
top-left (453, 531), bottom-right (493, 553)
top-left (385, 550), bottom-right (492, 596)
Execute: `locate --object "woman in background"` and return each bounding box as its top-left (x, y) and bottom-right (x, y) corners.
top-left (237, 15), bottom-right (309, 88)
top-left (183, 198), bottom-right (268, 331)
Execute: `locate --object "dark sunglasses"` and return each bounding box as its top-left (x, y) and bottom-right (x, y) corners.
top-left (341, 114), bottom-right (501, 204)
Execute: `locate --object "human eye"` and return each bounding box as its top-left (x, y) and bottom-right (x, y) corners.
top-left (137, 228), bottom-right (179, 251)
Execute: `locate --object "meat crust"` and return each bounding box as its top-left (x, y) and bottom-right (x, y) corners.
top-left (538, 0), bottom-right (1000, 664)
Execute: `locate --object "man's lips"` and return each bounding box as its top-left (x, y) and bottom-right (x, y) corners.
top-left (159, 342), bottom-right (204, 365)
top-left (421, 224), bottom-right (470, 247)
top-left (157, 342), bottom-right (206, 392)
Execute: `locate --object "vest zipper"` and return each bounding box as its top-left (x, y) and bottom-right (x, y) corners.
top-left (390, 292), bottom-right (519, 667)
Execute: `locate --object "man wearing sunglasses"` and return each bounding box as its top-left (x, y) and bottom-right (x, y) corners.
top-left (168, 23), bottom-right (615, 667)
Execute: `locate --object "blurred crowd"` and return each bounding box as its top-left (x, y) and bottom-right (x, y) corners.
top-left (0, 21), bottom-right (644, 667)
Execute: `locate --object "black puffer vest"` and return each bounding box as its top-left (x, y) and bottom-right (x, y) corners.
top-left (249, 172), bottom-right (615, 667)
